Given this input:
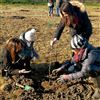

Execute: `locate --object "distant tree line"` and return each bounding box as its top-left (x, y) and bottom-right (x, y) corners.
top-left (80, 0), bottom-right (100, 3)
top-left (0, 0), bottom-right (47, 3)
top-left (0, 0), bottom-right (100, 3)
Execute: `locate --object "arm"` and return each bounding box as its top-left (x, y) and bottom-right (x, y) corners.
top-left (52, 60), bottom-right (73, 74)
top-left (32, 47), bottom-right (39, 59)
top-left (50, 19), bottom-right (65, 46)
top-left (58, 60), bottom-right (72, 71)
top-left (3, 48), bottom-right (12, 68)
top-left (54, 19), bottom-right (65, 40)
top-left (2, 49), bottom-right (17, 76)
top-left (66, 51), bottom-right (96, 80)
top-left (81, 11), bottom-right (92, 40)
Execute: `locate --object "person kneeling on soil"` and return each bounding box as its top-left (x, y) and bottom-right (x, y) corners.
top-left (52, 34), bottom-right (100, 83)
top-left (2, 28), bottom-right (39, 77)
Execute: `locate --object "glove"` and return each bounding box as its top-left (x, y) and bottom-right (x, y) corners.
top-left (52, 68), bottom-right (61, 75)
top-left (52, 69), bottom-right (59, 75)
top-left (19, 69), bottom-right (31, 74)
top-left (50, 38), bottom-right (57, 47)
top-left (57, 75), bottom-right (68, 84)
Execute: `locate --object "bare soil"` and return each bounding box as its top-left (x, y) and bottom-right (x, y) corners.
top-left (0, 4), bottom-right (100, 100)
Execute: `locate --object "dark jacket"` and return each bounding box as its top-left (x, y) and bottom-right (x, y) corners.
top-left (48, 0), bottom-right (54, 7)
top-left (59, 0), bottom-right (70, 7)
top-left (54, 2), bottom-right (92, 40)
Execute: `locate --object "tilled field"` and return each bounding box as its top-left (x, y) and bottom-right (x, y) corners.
top-left (0, 4), bottom-right (100, 100)
top-left (0, 64), bottom-right (97, 100)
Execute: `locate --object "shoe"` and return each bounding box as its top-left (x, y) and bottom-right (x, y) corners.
top-left (19, 69), bottom-right (31, 74)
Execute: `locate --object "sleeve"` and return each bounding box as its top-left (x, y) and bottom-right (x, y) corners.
top-left (3, 48), bottom-right (12, 68)
top-left (32, 47), bottom-right (39, 59)
top-left (60, 60), bottom-right (72, 70)
top-left (66, 52), bottom-right (96, 80)
top-left (54, 19), bottom-right (65, 40)
top-left (81, 11), bottom-right (92, 40)
top-left (70, 27), bottom-right (77, 36)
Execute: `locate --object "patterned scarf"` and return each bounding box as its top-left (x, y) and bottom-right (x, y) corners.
top-left (73, 48), bottom-right (85, 62)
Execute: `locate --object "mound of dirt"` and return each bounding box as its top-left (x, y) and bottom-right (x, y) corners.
top-left (10, 16), bottom-right (26, 19)
top-left (0, 4), bottom-right (100, 100)
top-left (0, 63), bottom-right (99, 100)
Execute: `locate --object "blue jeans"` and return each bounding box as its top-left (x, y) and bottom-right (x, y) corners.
top-left (49, 6), bottom-right (53, 16)
top-left (56, 6), bottom-right (60, 16)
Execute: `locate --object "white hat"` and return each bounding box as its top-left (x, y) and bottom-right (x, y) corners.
top-left (25, 28), bottom-right (36, 42)
top-left (71, 35), bottom-right (87, 49)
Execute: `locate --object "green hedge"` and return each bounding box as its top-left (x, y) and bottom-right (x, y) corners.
top-left (0, 0), bottom-right (99, 5)
top-left (0, 0), bottom-right (48, 4)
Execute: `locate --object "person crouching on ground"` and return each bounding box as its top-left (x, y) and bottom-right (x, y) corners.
top-left (2, 28), bottom-right (39, 76)
top-left (19, 28), bottom-right (39, 61)
top-left (50, 1), bottom-right (92, 47)
top-left (52, 35), bottom-right (100, 82)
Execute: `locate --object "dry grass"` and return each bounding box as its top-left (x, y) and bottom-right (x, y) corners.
top-left (0, 4), bottom-right (100, 63)
top-left (0, 4), bottom-right (100, 99)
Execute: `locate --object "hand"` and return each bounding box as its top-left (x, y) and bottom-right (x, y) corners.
top-left (57, 75), bottom-right (68, 84)
top-left (52, 69), bottom-right (59, 75)
top-left (52, 68), bottom-right (61, 75)
top-left (31, 56), bottom-right (39, 62)
top-left (19, 69), bottom-right (31, 74)
top-left (50, 38), bottom-right (57, 47)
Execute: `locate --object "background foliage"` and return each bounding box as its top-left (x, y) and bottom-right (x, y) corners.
top-left (0, 0), bottom-right (100, 4)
